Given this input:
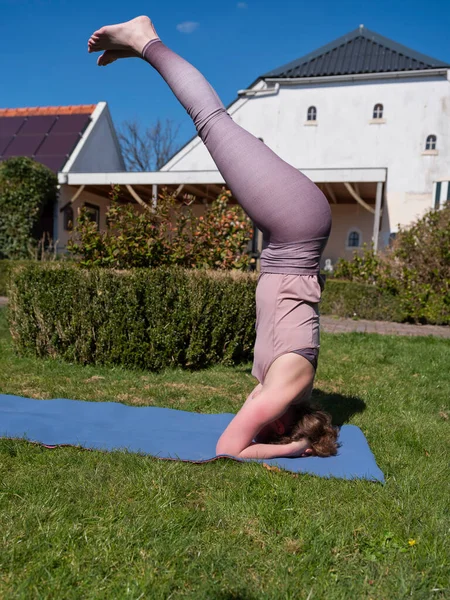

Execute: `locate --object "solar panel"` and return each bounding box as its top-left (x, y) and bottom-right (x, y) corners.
top-left (36, 155), bottom-right (68, 172)
top-left (0, 136), bottom-right (14, 155)
top-left (0, 117), bottom-right (26, 136)
top-left (36, 132), bottom-right (80, 156)
top-left (0, 110), bottom-right (92, 172)
top-left (3, 134), bottom-right (45, 157)
top-left (20, 116), bottom-right (57, 135)
top-left (52, 114), bottom-right (91, 134)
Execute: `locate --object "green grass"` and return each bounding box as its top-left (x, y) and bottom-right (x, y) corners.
top-left (0, 305), bottom-right (449, 599)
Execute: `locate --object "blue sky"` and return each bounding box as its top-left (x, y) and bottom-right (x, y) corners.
top-left (1, 0), bottom-right (450, 148)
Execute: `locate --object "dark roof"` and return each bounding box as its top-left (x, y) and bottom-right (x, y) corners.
top-left (263, 26), bottom-right (450, 79)
top-left (0, 105), bottom-right (95, 172)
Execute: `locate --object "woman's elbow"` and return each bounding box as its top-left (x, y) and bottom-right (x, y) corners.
top-left (216, 439), bottom-right (244, 457)
top-left (216, 440), bottom-right (232, 456)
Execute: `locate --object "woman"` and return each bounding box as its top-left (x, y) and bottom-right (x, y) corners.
top-left (88, 16), bottom-right (338, 460)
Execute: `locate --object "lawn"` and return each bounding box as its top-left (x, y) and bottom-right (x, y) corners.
top-left (0, 305), bottom-right (449, 599)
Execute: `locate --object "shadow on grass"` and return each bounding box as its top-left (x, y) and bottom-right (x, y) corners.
top-left (312, 388), bottom-right (366, 426)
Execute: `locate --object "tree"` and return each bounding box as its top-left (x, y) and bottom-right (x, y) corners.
top-left (118, 118), bottom-right (181, 171)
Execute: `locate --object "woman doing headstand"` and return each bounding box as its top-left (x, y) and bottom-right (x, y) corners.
top-left (88, 16), bottom-right (338, 460)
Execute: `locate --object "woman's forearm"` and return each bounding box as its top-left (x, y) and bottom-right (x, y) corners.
top-left (237, 440), bottom-right (309, 460)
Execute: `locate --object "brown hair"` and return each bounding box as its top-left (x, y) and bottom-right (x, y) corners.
top-left (272, 402), bottom-right (339, 457)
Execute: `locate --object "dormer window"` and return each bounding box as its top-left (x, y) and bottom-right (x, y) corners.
top-left (425, 135), bottom-right (437, 151)
top-left (307, 106), bottom-right (317, 122)
top-left (373, 104), bottom-right (383, 119)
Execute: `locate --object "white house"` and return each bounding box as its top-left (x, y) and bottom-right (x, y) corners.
top-left (159, 25), bottom-right (450, 264)
top-left (2, 26), bottom-right (449, 266)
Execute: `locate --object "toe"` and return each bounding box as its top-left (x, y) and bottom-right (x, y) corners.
top-left (98, 51), bottom-right (114, 66)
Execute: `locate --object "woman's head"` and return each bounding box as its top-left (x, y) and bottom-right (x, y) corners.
top-left (258, 402), bottom-right (338, 457)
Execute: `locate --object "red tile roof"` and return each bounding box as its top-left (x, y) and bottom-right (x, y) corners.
top-left (0, 105), bottom-right (96, 117)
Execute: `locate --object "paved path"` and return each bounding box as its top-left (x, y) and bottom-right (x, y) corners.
top-left (320, 315), bottom-right (450, 339)
top-left (0, 296), bottom-right (448, 339)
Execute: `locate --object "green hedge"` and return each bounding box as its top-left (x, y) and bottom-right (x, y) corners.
top-left (6, 265), bottom-right (418, 371)
top-left (320, 278), bottom-right (406, 322)
top-left (0, 260), bottom-right (36, 296)
top-left (7, 264), bottom-right (257, 370)
top-left (0, 259), bottom-right (77, 296)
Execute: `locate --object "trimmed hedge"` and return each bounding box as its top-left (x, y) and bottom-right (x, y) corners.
top-left (6, 264), bottom-right (428, 370)
top-left (320, 279), bottom-right (406, 322)
top-left (0, 259), bottom-right (76, 296)
top-left (7, 264), bottom-right (257, 370)
top-left (0, 260), bottom-right (36, 296)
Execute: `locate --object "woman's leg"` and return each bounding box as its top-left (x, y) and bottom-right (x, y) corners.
top-left (88, 17), bottom-right (331, 244)
top-left (141, 39), bottom-right (331, 243)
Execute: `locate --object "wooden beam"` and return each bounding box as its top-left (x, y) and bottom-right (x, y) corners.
top-left (344, 182), bottom-right (376, 215)
top-left (126, 184), bottom-right (154, 214)
top-left (184, 184), bottom-right (218, 202)
top-left (59, 185), bottom-right (85, 212)
top-left (324, 183), bottom-right (338, 204)
top-left (174, 184), bottom-right (185, 198)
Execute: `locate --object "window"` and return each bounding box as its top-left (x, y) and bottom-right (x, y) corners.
top-left (307, 106), bottom-right (317, 121)
top-left (425, 135), bottom-right (437, 151)
top-left (83, 202), bottom-right (100, 230)
top-left (373, 103), bottom-right (383, 119)
top-left (434, 181), bottom-right (442, 210)
top-left (63, 205), bottom-right (74, 231)
top-left (347, 230), bottom-right (361, 248)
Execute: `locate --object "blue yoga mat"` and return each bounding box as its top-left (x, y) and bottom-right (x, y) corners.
top-left (0, 394), bottom-right (384, 482)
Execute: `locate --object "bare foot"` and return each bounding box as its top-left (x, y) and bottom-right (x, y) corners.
top-left (87, 15), bottom-right (158, 57)
top-left (97, 49), bottom-right (139, 67)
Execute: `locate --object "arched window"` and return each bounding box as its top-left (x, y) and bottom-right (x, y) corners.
top-left (63, 205), bottom-right (73, 231)
top-left (425, 135), bottom-right (437, 151)
top-left (373, 103), bottom-right (383, 119)
top-left (347, 230), bottom-right (361, 248)
top-left (307, 106), bottom-right (317, 121)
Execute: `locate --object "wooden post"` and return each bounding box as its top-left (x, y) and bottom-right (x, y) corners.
top-left (152, 184), bottom-right (158, 209)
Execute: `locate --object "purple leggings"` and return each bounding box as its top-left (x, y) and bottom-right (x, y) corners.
top-left (142, 40), bottom-right (331, 271)
top-left (142, 39), bottom-right (331, 379)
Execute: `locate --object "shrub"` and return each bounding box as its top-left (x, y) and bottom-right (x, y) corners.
top-left (0, 260), bottom-right (35, 296)
top-left (320, 279), bottom-right (405, 322)
top-left (0, 157), bottom-right (58, 259)
top-left (7, 264), bottom-right (257, 370)
top-left (67, 186), bottom-right (253, 271)
top-left (334, 204), bottom-right (450, 324)
top-left (7, 264), bottom-right (409, 371)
